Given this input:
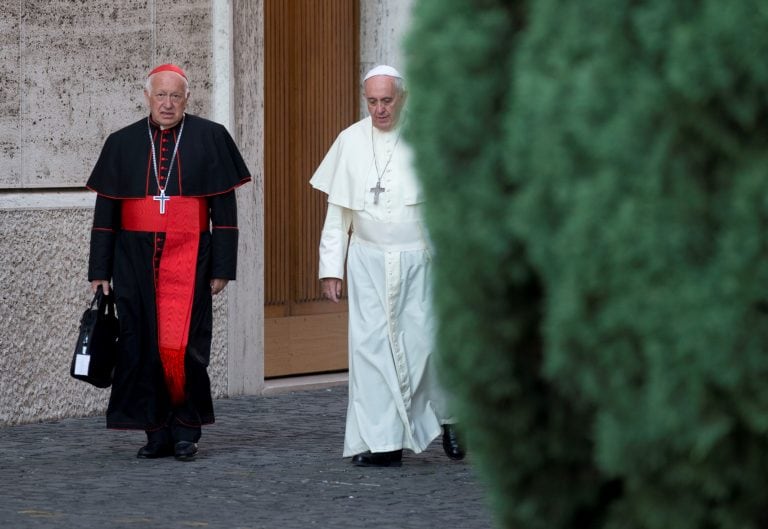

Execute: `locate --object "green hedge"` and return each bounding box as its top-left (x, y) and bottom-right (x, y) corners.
top-left (405, 1), bottom-right (768, 528)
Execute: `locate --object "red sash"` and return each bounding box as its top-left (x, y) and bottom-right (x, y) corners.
top-left (122, 196), bottom-right (209, 405)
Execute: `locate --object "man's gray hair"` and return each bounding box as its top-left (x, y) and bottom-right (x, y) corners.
top-left (144, 72), bottom-right (190, 95)
top-left (393, 76), bottom-right (405, 94)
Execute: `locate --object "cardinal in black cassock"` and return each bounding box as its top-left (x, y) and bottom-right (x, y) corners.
top-left (87, 64), bottom-right (250, 460)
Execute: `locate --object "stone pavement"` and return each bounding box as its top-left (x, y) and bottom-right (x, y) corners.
top-left (0, 386), bottom-right (496, 529)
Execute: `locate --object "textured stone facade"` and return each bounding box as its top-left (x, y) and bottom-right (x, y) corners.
top-left (1, 0), bottom-right (214, 189)
top-left (0, 0), bottom-right (240, 426)
top-left (0, 0), bottom-right (411, 425)
top-left (359, 0), bottom-right (415, 115)
top-left (0, 207), bottom-right (229, 425)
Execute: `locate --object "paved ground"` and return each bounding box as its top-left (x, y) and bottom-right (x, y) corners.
top-left (0, 386), bottom-right (496, 529)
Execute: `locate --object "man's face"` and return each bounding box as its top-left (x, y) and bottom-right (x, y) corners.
top-left (144, 72), bottom-right (189, 129)
top-left (364, 75), bottom-right (405, 132)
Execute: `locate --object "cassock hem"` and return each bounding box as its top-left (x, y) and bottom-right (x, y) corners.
top-left (107, 417), bottom-right (215, 430)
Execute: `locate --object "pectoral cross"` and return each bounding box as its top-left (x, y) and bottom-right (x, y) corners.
top-left (370, 181), bottom-right (386, 205)
top-left (153, 189), bottom-right (170, 214)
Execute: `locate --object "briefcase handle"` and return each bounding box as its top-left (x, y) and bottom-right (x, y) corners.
top-left (92, 285), bottom-right (116, 319)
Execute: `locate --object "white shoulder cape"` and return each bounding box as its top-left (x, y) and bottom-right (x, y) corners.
top-left (309, 116), bottom-right (423, 210)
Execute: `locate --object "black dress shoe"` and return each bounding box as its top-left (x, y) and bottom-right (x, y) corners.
top-left (137, 442), bottom-right (174, 459)
top-left (174, 441), bottom-right (198, 461)
top-left (351, 450), bottom-right (403, 467)
top-left (442, 424), bottom-right (466, 460)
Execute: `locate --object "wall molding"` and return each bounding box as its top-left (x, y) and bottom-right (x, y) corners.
top-left (0, 190), bottom-right (95, 210)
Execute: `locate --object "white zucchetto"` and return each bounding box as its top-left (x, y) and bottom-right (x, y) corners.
top-left (363, 65), bottom-right (402, 81)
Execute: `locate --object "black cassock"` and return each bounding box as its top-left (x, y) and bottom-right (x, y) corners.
top-left (87, 114), bottom-right (250, 434)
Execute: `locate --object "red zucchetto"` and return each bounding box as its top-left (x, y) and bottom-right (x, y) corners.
top-left (148, 63), bottom-right (187, 79)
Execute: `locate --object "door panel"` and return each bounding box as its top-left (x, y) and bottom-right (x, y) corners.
top-left (264, 0), bottom-right (359, 377)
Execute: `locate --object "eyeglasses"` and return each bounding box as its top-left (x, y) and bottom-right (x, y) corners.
top-left (151, 92), bottom-right (186, 104)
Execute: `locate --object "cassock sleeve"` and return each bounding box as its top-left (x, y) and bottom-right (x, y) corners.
top-left (88, 195), bottom-right (121, 281)
top-left (209, 190), bottom-right (239, 280)
top-left (318, 203), bottom-right (352, 279)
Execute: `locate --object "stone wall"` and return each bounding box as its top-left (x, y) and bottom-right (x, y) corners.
top-left (0, 0), bottom-right (226, 426)
top-left (1, 0), bottom-right (214, 190)
top-left (0, 205), bottom-right (229, 424)
top-left (359, 0), bottom-right (415, 114)
top-left (360, 0), bottom-right (414, 77)
top-left (0, 0), bottom-right (412, 426)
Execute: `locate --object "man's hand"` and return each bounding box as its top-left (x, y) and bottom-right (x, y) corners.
top-left (211, 278), bottom-right (229, 295)
top-left (91, 279), bottom-right (111, 295)
top-left (321, 278), bottom-right (343, 303)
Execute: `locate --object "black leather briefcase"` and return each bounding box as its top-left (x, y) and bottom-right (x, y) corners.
top-left (70, 286), bottom-right (119, 388)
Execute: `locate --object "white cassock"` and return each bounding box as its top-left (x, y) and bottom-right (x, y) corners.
top-left (311, 116), bottom-right (454, 457)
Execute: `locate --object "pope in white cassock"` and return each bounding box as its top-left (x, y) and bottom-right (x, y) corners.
top-left (310, 65), bottom-right (465, 467)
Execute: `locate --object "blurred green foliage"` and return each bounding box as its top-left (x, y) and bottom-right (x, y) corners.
top-left (405, 1), bottom-right (768, 528)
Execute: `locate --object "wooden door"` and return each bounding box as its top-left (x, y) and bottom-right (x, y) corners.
top-left (264, 0), bottom-right (359, 377)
